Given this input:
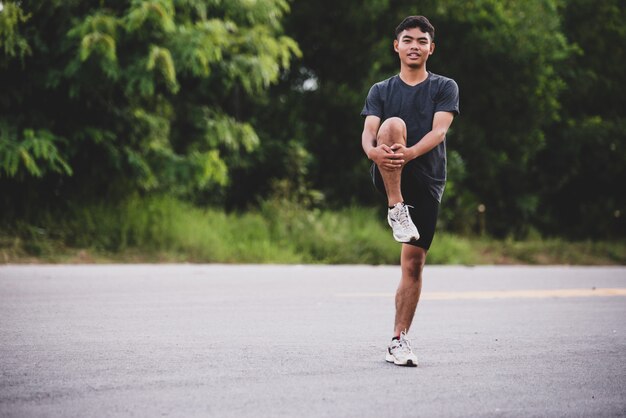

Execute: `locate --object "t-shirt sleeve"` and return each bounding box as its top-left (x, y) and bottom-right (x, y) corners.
top-left (434, 79), bottom-right (460, 116)
top-left (360, 84), bottom-right (383, 118)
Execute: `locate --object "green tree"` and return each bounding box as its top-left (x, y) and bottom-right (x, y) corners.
top-left (537, 0), bottom-right (626, 238)
top-left (0, 0), bottom-right (300, 214)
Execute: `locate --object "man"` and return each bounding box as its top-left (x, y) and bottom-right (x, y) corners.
top-left (360, 15), bottom-right (459, 367)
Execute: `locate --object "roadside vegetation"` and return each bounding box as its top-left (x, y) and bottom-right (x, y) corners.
top-left (2, 197), bottom-right (623, 265)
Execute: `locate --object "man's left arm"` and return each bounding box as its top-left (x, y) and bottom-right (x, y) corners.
top-left (390, 111), bottom-right (455, 160)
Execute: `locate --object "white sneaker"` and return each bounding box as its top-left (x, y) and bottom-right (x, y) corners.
top-left (385, 331), bottom-right (418, 367)
top-left (387, 202), bottom-right (420, 243)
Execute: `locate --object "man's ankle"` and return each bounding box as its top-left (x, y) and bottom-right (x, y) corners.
top-left (388, 200), bottom-right (403, 208)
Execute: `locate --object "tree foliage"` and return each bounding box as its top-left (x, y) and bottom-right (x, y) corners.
top-left (1, 0), bottom-right (623, 239)
top-left (536, 0), bottom-right (626, 238)
top-left (0, 0), bottom-right (300, 208)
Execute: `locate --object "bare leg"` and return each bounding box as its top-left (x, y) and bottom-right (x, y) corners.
top-left (377, 117), bottom-right (407, 206)
top-left (394, 244), bottom-right (427, 336)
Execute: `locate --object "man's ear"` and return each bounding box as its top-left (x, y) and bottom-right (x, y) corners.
top-left (393, 39), bottom-right (399, 53)
top-left (429, 42), bottom-right (435, 55)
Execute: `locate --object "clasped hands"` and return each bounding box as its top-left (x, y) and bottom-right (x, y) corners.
top-left (369, 143), bottom-right (414, 171)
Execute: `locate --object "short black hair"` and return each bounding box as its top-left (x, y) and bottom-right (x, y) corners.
top-left (395, 16), bottom-right (435, 42)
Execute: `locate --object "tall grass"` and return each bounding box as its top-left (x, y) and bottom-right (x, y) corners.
top-left (1, 196), bottom-right (624, 264)
top-left (2, 196), bottom-right (400, 264)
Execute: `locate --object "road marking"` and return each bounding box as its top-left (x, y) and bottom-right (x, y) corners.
top-left (335, 288), bottom-right (626, 300)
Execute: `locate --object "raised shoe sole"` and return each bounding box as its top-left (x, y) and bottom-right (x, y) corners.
top-left (387, 215), bottom-right (420, 242)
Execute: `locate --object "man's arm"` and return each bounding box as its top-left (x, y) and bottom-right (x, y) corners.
top-left (362, 115), bottom-right (404, 170)
top-left (391, 111), bottom-right (455, 161)
top-left (362, 115), bottom-right (381, 157)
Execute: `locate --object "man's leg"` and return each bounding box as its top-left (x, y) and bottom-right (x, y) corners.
top-left (376, 117), bottom-right (407, 206)
top-left (376, 118), bottom-right (419, 243)
top-left (394, 244), bottom-right (427, 336)
top-left (385, 243), bottom-right (426, 366)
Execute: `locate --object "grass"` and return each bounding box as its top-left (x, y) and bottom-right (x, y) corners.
top-left (1, 196), bottom-right (624, 265)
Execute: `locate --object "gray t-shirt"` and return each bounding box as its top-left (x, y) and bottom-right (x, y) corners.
top-left (361, 72), bottom-right (460, 202)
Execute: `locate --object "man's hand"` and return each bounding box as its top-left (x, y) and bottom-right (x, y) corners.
top-left (389, 143), bottom-right (418, 164)
top-left (368, 144), bottom-right (405, 171)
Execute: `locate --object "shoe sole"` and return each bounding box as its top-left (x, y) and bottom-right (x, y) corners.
top-left (385, 353), bottom-right (418, 367)
top-left (393, 233), bottom-right (420, 243)
top-left (387, 216), bottom-right (420, 243)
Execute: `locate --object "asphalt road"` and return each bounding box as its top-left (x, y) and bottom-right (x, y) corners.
top-left (1, 265), bottom-right (625, 417)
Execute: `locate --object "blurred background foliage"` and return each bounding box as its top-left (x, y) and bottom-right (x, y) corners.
top-left (0, 0), bottom-right (624, 255)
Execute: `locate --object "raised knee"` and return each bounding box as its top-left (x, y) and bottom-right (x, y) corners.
top-left (382, 117), bottom-right (406, 130)
top-left (377, 117), bottom-right (406, 145)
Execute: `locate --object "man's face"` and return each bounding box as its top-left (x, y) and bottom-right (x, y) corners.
top-left (394, 27), bottom-right (434, 69)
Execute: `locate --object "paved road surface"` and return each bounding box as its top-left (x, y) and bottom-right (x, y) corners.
top-left (1, 265), bottom-right (625, 417)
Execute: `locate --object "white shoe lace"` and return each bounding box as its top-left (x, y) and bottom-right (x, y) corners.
top-left (390, 331), bottom-right (414, 356)
top-left (395, 204), bottom-right (415, 230)
top-left (399, 332), bottom-right (414, 354)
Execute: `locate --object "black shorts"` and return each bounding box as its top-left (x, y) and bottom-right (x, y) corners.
top-left (371, 163), bottom-right (440, 250)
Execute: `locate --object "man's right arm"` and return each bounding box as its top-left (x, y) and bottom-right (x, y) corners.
top-left (362, 115), bottom-right (400, 170)
top-left (361, 115), bottom-right (381, 159)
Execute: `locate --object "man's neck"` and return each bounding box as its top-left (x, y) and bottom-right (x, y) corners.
top-left (399, 66), bottom-right (428, 86)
